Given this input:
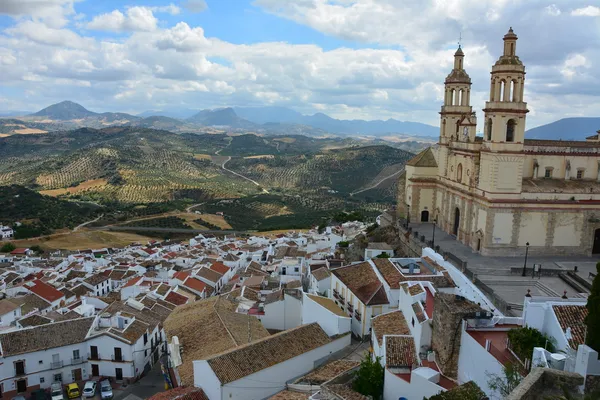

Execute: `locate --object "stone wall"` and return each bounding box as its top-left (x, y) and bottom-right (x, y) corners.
top-left (506, 368), bottom-right (584, 400)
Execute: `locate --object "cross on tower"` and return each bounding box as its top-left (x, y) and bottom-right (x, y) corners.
top-left (458, 32), bottom-right (462, 48)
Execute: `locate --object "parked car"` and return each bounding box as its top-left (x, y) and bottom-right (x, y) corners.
top-left (50, 383), bottom-right (64, 400)
top-left (100, 380), bottom-right (113, 400)
top-left (66, 383), bottom-right (80, 399)
top-left (30, 389), bottom-right (48, 400)
top-left (83, 381), bottom-right (97, 398)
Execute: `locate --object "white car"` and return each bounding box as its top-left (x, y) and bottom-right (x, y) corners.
top-left (83, 381), bottom-right (97, 398)
top-left (100, 380), bottom-right (113, 400)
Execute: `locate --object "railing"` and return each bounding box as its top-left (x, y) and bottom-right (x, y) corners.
top-left (89, 353), bottom-right (101, 361)
top-left (339, 298), bottom-right (345, 305)
top-left (15, 366), bottom-right (25, 376)
top-left (51, 360), bottom-right (64, 369)
top-left (112, 354), bottom-right (124, 362)
top-left (354, 311), bottom-right (362, 321)
top-left (333, 289), bottom-right (339, 299)
top-left (71, 357), bottom-right (84, 365)
top-left (347, 304), bottom-right (354, 313)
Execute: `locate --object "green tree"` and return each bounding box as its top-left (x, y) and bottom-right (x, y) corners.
top-left (487, 362), bottom-right (523, 398)
top-left (508, 326), bottom-right (555, 361)
top-left (0, 242), bottom-right (16, 253)
top-left (353, 353), bottom-right (384, 400)
top-left (338, 241), bottom-right (350, 248)
top-left (585, 262), bottom-right (600, 352)
top-left (425, 381), bottom-right (485, 400)
top-left (376, 252), bottom-right (390, 259)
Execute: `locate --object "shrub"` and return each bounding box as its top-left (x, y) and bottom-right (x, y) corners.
top-left (508, 326), bottom-right (555, 361)
top-left (353, 353), bottom-right (384, 400)
top-left (0, 242), bottom-right (16, 253)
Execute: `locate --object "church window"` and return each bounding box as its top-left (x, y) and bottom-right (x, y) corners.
top-left (486, 119), bottom-right (493, 141)
top-left (506, 119), bottom-right (516, 142)
top-left (450, 89), bottom-right (456, 105)
top-left (457, 164), bottom-right (463, 183)
top-left (499, 80), bottom-right (506, 101)
top-left (511, 80), bottom-right (518, 102)
top-left (545, 168), bottom-right (553, 178)
top-left (577, 169), bottom-right (584, 179)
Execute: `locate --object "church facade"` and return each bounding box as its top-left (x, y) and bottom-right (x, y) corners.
top-left (398, 28), bottom-right (600, 256)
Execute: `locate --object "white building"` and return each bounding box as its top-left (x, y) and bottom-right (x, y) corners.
top-left (364, 242), bottom-right (394, 260)
top-left (0, 224), bottom-right (13, 240)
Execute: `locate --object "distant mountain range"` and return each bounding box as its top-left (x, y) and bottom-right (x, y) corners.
top-left (525, 117), bottom-right (600, 140)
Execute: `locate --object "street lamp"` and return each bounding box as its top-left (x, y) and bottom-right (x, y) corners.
top-left (432, 217), bottom-right (438, 249)
top-left (521, 242), bottom-right (530, 277)
top-left (406, 204), bottom-right (410, 228)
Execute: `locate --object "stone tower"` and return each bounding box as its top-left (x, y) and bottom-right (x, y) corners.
top-left (478, 28), bottom-right (529, 194)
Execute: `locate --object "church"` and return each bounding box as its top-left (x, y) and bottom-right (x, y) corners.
top-left (398, 28), bottom-right (600, 257)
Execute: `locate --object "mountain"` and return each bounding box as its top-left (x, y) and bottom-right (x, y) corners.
top-left (31, 100), bottom-right (98, 120)
top-left (235, 106), bottom-right (438, 136)
top-left (526, 117), bottom-right (600, 140)
top-left (137, 109), bottom-right (198, 119)
top-left (0, 111), bottom-right (32, 117)
top-left (187, 107), bottom-right (257, 129)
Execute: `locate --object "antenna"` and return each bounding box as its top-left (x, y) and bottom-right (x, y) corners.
top-left (458, 31), bottom-right (462, 48)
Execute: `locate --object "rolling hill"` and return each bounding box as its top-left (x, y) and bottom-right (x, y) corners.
top-left (187, 107), bottom-right (257, 129)
top-left (526, 117), bottom-right (600, 140)
top-left (31, 100), bottom-right (97, 120)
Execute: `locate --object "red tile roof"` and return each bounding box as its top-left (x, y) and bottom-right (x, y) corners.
top-left (148, 386), bottom-right (208, 400)
top-left (165, 291), bottom-right (189, 306)
top-left (174, 271), bottom-right (191, 281)
top-left (552, 305), bottom-right (588, 348)
top-left (10, 248), bottom-right (29, 255)
top-left (123, 276), bottom-right (143, 288)
top-left (183, 277), bottom-right (207, 293)
top-left (28, 279), bottom-right (64, 302)
top-left (210, 262), bottom-right (230, 275)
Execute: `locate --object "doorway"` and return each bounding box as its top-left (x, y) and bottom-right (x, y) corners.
top-left (593, 229), bottom-right (600, 254)
top-left (115, 368), bottom-right (123, 381)
top-left (477, 238), bottom-right (481, 252)
top-left (453, 208), bottom-right (460, 236)
top-left (91, 364), bottom-right (99, 377)
top-left (420, 210), bottom-right (429, 222)
top-left (90, 346), bottom-right (98, 360)
top-left (72, 368), bottom-right (82, 382)
top-left (16, 380), bottom-right (26, 393)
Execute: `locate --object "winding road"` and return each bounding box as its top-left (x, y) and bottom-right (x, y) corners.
top-left (73, 214), bottom-right (104, 232)
top-left (221, 156), bottom-right (269, 193)
top-left (350, 167), bottom-right (405, 196)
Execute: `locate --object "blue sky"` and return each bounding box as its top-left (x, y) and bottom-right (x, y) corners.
top-left (0, 0), bottom-right (599, 127)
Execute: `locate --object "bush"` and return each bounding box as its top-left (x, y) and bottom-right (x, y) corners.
top-left (508, 326), bottom-right (555, 361)
top-left (0, 242), bottom-right (16, 253)
top-left (353, 353), bottom-right (384, 400)
top-left (338, 241), bottom-right (350, 248)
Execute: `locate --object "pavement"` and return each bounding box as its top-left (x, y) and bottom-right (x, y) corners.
top-left (112, 362), bottom-right (167, 400)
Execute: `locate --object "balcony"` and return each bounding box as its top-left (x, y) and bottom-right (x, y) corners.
top-left (354, 311), bottom-right (362, 321)
top-left (51, 360), bottom-right (64, 369)
top-left (112, 354), bottom-right (124, 362)
top-left (347, 303), bottom-right (354, 313)
top-left (88, 353), bottom-right (101, 361)
top-left (71, 357), bottom-right (84, 365)
top-left (15, 366), bottom-right (25, 377)
top-left (339, 298), bottom-right (345, 305)
top-left (333, 289), bottom-right (340, 299)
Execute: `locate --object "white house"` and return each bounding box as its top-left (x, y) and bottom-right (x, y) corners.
top-left (302, 293), bottom-right (351, 337)
top-left (0, 299), bottom-right (21, 327)
top-left (0, 224), bottom-right (13, 240)
top-left (309, 267), bottom-right (331, 296)
top-left (193, 323), bottom-right (350, 400)
top-left (82, 274), bottom-right (112, 297)
top-left (364, 242), bottom-right (394, 260)
top-left (253, 289), bottom-right (302, 331)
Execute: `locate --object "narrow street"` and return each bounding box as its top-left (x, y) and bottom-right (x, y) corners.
top-left (113, 362), bottom-right (166, 400)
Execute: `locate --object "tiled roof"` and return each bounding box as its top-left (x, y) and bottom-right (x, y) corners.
top-left (297, 360), bottom-right (359, 385)
top-left (240, 286), bottom-right (260, 302)
top-left (165, 291), bottom-right (188, 306)
top-left (66, 270), bottom-right (87, 281)
top-left (196, 267), bottom-right (223, 284)
top-left (155, 283), bottom-right (170, 296)
top-left (18, 314), bottom-right (52, 327)
top-left (28, 279), bottom-right (64, 302)
top-left (71, 284), bottom-right (91, 297)
top-left (408, 284), bottom-right (424, 296)
top-left (332, 262), bottom-right (389, 306)
top-left (268, 391), bottom-right (309, 400)
top-left (412, 302), bottom-right (427, 323)
top-left (312, 267), bottom-right (331, 282)
top-left (116, 319), bottom-right (149, 343)
top-left (83, 274), bottom-right (109, 286)
top-left (306, 294), bottom-right (347, 317)
top-left (0, 317), bottom-right (94, 357)
top-left (323, 384), bottom-right (369, 400)
top-left (164, 297), bottom-right (270, 386)
top-left (123, 276), bottom-right (143, 288)
top-left (9, 294), bottom-right (51, 314)
top-left (0, 299), bottom-right (18, 315)
top-left (207, 323), bottom-right (332, 384)
top-left (406, 147), bottom-right (437, 168)
top-left (552, 305), bottom-right (588, 348)
top-left (264, 289), bottom-right (284, 304)
top-left (371, 258), bottom-right (402, 289)
top-left (173, 271), bottom-right (191, 281)
top-left (385, 336), bottom-right (417, 368)
top-left (372, 311), bottom-right (410, 346)
top-left (60, 287), bottom-right (76, 299)
top-left (183, 277), bottom-right (208, 293)
top-left (243, 275), bottom-right (265, 288)
top-left (148, 387), bottom-right (208, 400)
top-left (285, 280), bottom-right (302, 289)
top-left (210, 262), bottom-right (230, 275)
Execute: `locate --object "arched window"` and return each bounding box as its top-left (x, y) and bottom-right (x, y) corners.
top-left (506, 119), bottom-right (516, 142)
top-left (458, 89), bottom-right (463, 106)
top-left (457, 163), bottom-right (463, 183)
top-left (487, 118), bottom-right (493, 141)
top-left (490, 80), bottom-right (496, 101)
top-left (450, 89), bottom-right (456, 105)
top-left (511, 80), bottom-right (518, 102)
top-left (499, 80), bottom-right (506, 101)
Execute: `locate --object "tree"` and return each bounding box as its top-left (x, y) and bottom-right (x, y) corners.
top-left (353, 353), bottom-right (384, 400)
top-left (0, 242), bottom-right (15, 253)
top-left (586, 262), bottom-right (600, 352)
top-left (376, 252), bottom-right (390, 259)
top-left (338, 241), bottom-right (350, 248)
top-left (426, 381), bottom-right (485, 400)
top-left (487, 362), bottom-right (523, 398)
top-left (508, 326), bottom-right (555, 361)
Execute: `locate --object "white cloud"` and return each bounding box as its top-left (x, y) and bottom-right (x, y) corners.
top-left (87, 7), bottom-right (158, 32)
top-left (545, 4), bottom-right (561, 16)
top-left (152, 3), bottom-right (181, 15)
top-left (0, 0), bottom-right (78, 28)
top-left (571, 6), bottom-right (600, 16)
top-left (183, 0), bottom-right (208, 13)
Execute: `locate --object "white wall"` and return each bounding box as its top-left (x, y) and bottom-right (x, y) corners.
top-left (383, 368), bottom-right (444, 400)
top-left (302, 293), bottom-right (351, 336)
top-left (258, 294), bottom-right (302, 331)
top-left (220, 335), bottom-right (350, 400)
top-left (192, 360), bottom-right (222, 400)
top-left (0, 307), bottom-right (21, 326)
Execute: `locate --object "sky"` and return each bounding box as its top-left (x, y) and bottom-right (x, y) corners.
top-left (0, 0), bottom-right (599, 128)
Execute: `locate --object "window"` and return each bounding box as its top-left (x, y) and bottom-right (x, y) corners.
top-left (506, 119), bottom-right (516, 142)
top-left (412, 317), bottom-right (415, 327)
top-left (545, 168), bottom-right (553, 178)
top-left (54, 373), bottom-right (62, 382)
top-left (486, 118), bottom-right (493, 141)
top-left (15, 361), bottom-right (25, 376)
top-left (294, 267), bottom-right (299, 273)
top-left (577, 169), bottom-right (584, 179)
top-left (143, 333), bottom-right (148, 345)
top-left (144, 350), bottom-right (147, 357)
top-left (39, 360), bottom-right (43, 364)
top-left (457, 164), bottom-right (463, 183)
top-left (40, 377), bottom-right (45, 384)
top-left (13, 310), bottom-right (17, 316)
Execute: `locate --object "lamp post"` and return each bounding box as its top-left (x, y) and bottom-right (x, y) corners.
top-left (432, 217), bottom-right (438, 249)
top-left (406, 204), bottom-right (410, 228)
top-left (521, 242), bottom-right (530, 277)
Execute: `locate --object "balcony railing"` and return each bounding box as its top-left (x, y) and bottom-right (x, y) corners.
top-left (112, 354), bottom-right (124, 362)
top-left (339, 298), bottom-right (345, 305)
top-left (88, 353), bottom-right (101, 361)
top-left (333, 289), bottom-right (339, 299)
top-left (347, 303), bottom-right (354, 313)
top-left (71, 357), bottom-right (84, 365)
top-left (354, 311), bottom-right (362, 321)
top-left (15, 367), bottom-right (25, 377)
top-left (51, 360), bottom-right (64, 369)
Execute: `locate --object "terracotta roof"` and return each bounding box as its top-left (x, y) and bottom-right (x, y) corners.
top-left (268, 390), bottom-right (309, 400)
top-left (210, 262), bottom-right (230, 275)
top-left (148, 387), bottom-right (208, 400)
top-left (71, 284), bottom-right (91, 297)
top-left (406, 147), bottom-right (437, 168)
top-left (164, 297), bottom-right (270, 385)
top-left (525, 139), bottom-right (600, 148)
top-left (285, 280), bottom-right (302, 289)
top-left (196, 267), bottom-right (223, 284)
top-left (28, 279), bottom-right (64, 302)
top-left (18, 314), bottom-right (52, 327)
top-left (155, 283), bottom-right (171, 296)
top-left (243, 275), bottom-right (265, 288)
top-left (183, 276), bottom-right (208, 294)
top-left (312, 267), bottom-right (331, 282)
top-left (372, 311), bottom-right (410, 346)
top-left (173, 271), bottom-right (191, 281)
top-left (332, 262), bottom-right (388, 306)
top-left (371, 258), bottom-right (402, 289)
top-left (385, 336), bottom-right (417, 368)
top-left (123, 276), bottom-right (143, 288)
top-left (412, 302), bottom-right (427, 323)
top-left (83, 274), bottom-right (109, 286)
top-left (165, 291), bottom-right (188, 306)
top-left (117, 319), bottom-right (149, 343)
top-left (552, 305), bottom-right (588, 348)
top-left (9, 294), bottom-right (51, 314)
top-left (207, 323), bottom-right (332, 384)
top-left (306, 294), bottom-right (347, 317)
top-left (323, 384), bottom-right (369, 400)
top-left (0, 299), bottom-right (18, 315)
top-left (0, 317), bottom-right (94, 357)
top-left (297, 360), bottom-right (359, 385)
top-left (408, 284), bottom-right (424, 296)
top-left (66, 270), bottom-right (87, 281)
top-left (240, 286), bottom-right (260, 302)
top-left (60, 287), bottom-right (76, 299)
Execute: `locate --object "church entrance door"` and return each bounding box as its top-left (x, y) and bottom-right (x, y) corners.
top-left (453, 208), bottom-right (460, 237)
top-left (421, 210), bottom-right (429, 222)
top-left (593, 229), bottom-right (600, 254)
